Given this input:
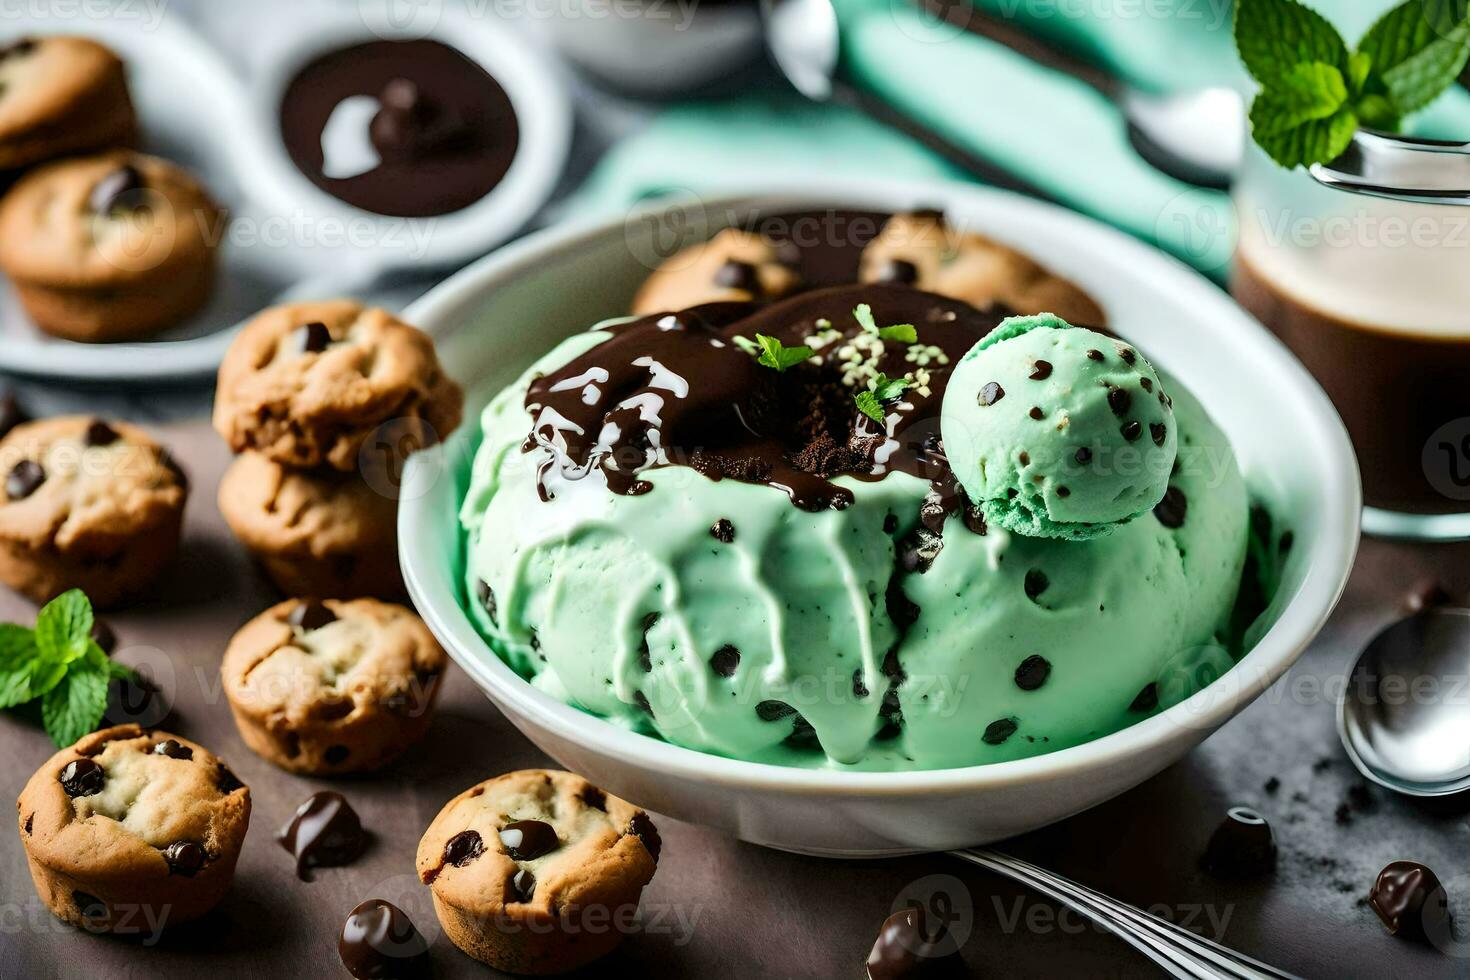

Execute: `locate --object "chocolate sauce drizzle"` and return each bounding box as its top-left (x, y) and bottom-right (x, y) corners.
top-left (523, 284), bottom-right (1002, 515)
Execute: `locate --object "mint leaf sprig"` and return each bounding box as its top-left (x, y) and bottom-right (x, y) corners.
top-left (737, 333), bottom-right (814, 372)
top-left (854, 303), bottom-right (918, 344)
top-left (1236, 0), bottom-right (1470, 168)
top-left (0, 590), bottom-right (131, 747)
top-left (855, 373), bottom-right (912, 423)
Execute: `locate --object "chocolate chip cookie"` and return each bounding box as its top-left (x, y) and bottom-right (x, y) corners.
top-left (417, 769), bottom-right (661, 975)
top-left (213, 301), bottom-right (464, 471)
top-left (0, 36), bottom-right (137, 170)
top-left (0, 151), bottom-right (223, 342)
top-left (0, 416), bottom-right (188, 608)
top-left (218, 451), bottom-right (404, 600)
top-left (16, 725), bottom-right (251, 934)
top-left (858, 210), bottom-right (1106, 325)
top-left (632, 228), bottom-right (801, 315)
top-left (221, 598), bottom-right (447, 775)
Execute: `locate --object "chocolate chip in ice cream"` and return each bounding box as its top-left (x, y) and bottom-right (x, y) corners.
top-left (756, 700), bottom-right (796, 722)
top-left (1129, 683), bottom-right (1159, 713)
top-left (1028, 406), bottom-right (1044, 420)
top-left (1370, 861), bottom-right (1451, 942)
top-left (710, 644), bottom-right (740, 678)
top-left (1154, 486), bottom-right (1188, 529)
top-left (1201, 806), bottom-right (1276, 878)
top-left (1014, 655), bottom-right (1051, 691)
top-left (1086, 348), bottom-right (1104, 361)
top-left (1150, 422), bottom-right (1168, 446)
top-left (1023, 569), bottom-right (1048, 601)
top-left (339, 899), bottom-right (431, 980)
top-left (1029, 359), bottom-right (1052, 381)
top-left (978, 382), bottom-right (1004, 406)
top-left (982, 718), bottom-right (1017, 745)
top-left (1121, 420), bottom-right (1142, 442)
top-left (476, 579), bottom-right (499, 626)
top-left (710, 518), bottom-right (735, 543)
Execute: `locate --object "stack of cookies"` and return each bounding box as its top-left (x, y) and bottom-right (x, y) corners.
top-left (213, 301), bottom-right (463, 599)
top-left (0, 36), bottom-right (224, 343)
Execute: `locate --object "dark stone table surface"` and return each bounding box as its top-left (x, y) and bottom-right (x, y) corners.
top-left (2, 424), bottom-right (1467, 980)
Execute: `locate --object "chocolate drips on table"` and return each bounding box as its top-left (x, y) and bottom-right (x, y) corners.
top-left (277, 791), bottom-right (368, 881)
top-left (523, 284), bottom-right (1003, 513)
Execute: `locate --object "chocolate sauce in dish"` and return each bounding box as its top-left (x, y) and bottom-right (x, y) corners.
top-left (522, 284), bottom-right (1005, 513)
top-left (279, 39), bottom-right (518, 217)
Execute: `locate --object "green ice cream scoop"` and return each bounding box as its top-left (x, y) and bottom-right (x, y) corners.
top-left (942, 314), bottom-right (1177, 540)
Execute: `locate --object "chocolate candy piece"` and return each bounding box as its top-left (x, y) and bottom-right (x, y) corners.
top-left (1023, 569), bottom-right (1049, 600)
top-left (499, 819), bottom-right (558, 861)
top-left (0, 391), bottom-right (27, 440)
top-left (152, 738), bottom-right (193, 760)
top-left (59, 759), bottom-right (105, 798)
top-left (475, 579), bottom-right (498, 626)
top-left (1201, 806), bottom-right (1276, 878)
top-left (290, 321), bottom-right (332, 355)
top-left (88, 165), bottom-right (145, 215)
top-left (1014, 655), bottom-right (1051, 691)
top-left (982, 718), bottom-right (1017, 745)
top-left (287, 599), bottom-right (337, 631)
top-left (278, 791), bottom-right (368, 881)
top-left (710, 518), bottom-right (735, 543)
top-left (511, 868), bottom-right (536, 902)
top-left (163, 841), bottom-right (205, 877)
top-left (443, 829), bottom-right (484, 867)
top-left (710, 645), bottom-right (740, 678)
top-left (978, 382), bottom-right (1004, 406)
top-left (1371, 861), bottom-right (1452, 942)
top-left (83, 419), bottom-right (120, 448)
top-left (874, 258), bottom-right (919, 285)
top-left (1029, 359), bottom-right (1052, 381)
top-left (866, 907), bottom-right (966, 980)
top-left (713, 259), bottom-right (761, 294)
top-left (339, 899), bottom-right (431, 980)
top-left (5, 459), bottom-right (44, 500)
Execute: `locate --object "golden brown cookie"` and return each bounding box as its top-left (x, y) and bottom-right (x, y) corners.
top-left (213, 301), bottom-right (464, 472)
top-left (16, 725), bottom-right (250, 935)
top-left (0, 416), bottom-right (188, 608)
top-left (631, 228), bottom-right (801, 315)
top-left (858, 210), bottom-right (1107, 325)
top-left (0, 151), bottom-right (222, 342)
top-left (417, 770), bottom-right (660, 975)
top-left (218, 451), bottom-right (404, 601)
top-left (221, 597), bottom-right (447, 775)
top-left (0, 36), bottom-right (137, 170)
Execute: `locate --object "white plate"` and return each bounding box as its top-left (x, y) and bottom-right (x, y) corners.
top-left (399, 179), bottom-right (1362, 856)
top-left (0, 11), bottom-right (569, 383)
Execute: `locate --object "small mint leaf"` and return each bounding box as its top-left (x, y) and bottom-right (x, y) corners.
top-left (1357, 1), bottom-right (1470, 116)
top-left (1235, 0), bottom-right (1350, 88)
top-left (1249, 91), bottom-right (1357, 168)
top-left (853, 304), bottom-right (879, 335)
top-left (1348, 50), bottom-right (1372, 94)
top-left (0, 624), bottom-right (38, 709)
top-left (35, 589), bottom-right (93, 665)
top-left (754, 334), bottom-right (813, 372)
top-left (41, 658), bottom-right (109, 748)
top-left (1355, 93), bottom-right (1402, 130)
top-left (878, 324), bottom-right (918, 344)
top-left (871, 373), bottom-right (912, 403)
top-left (855, 391), bottom-right (886, 424)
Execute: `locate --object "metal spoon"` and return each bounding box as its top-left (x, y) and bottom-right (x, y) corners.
top-left (1311, 130), bottom-right (1470, 206)
top-left (1339, 606), bottom-right (1470, 796)
top-left (763, 0), bottom-right (1243, 193)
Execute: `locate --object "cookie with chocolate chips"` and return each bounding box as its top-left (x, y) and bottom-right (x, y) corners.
top-left (0, 415), bottom-right (188, 607)
top-left (858, 210), bottom-right (1106, 326)
top-left (0, 151), bottom-right (221, 342)
top-left (213, 301), bottom-right (464, 471)
top-left (16, 725), bottom-right (250, 933)
top-left (416, 769), bottom-right (660, 975)
top-left (631, 228), bottom-right (801, 314)
top-left (0, 36), bottom-right (137, 170)
top-left (221, 598), bottom-right (447, 775)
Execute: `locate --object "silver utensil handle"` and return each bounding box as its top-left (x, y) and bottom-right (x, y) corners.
top-left (950, 848), bottom-right (1303, 980)
top-left (1311, 130), bottom-right (1470, 205)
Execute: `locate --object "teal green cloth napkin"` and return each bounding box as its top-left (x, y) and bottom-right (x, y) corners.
top-left (568, 0), bottom-right (1470, 278)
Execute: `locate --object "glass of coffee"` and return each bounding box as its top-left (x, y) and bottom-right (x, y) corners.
top-left (1231, 138), bottom-right (1470, 540)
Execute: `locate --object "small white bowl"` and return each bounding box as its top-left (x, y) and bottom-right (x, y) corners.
top-left (400, 179), bottom-right (1361, 857)
top-left (236, 9), bottom-right (572, 273)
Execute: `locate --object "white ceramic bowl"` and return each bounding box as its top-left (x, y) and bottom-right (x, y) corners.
top-left (399, 180), bottom-right (1361, 857)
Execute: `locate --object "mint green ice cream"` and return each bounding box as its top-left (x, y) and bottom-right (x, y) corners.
top-left (942, 313), bottom-right (1176, 540)
top-left (458, 286), bottom-right (1252, 771)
